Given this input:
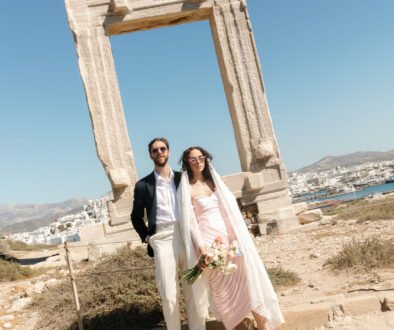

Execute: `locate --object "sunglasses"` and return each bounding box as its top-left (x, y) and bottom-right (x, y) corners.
top-left (189, 155), bottom-right (206, 164)
top-left (151, 146), bottom-right (167, 154)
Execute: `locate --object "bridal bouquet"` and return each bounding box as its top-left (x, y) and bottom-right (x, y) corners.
top-left (181, 236), bottom-right (242, 285)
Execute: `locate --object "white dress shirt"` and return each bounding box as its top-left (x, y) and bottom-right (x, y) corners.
top-left (154, 169), bottom-right (179, 224)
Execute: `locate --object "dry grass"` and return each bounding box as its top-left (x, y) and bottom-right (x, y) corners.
top-left (322, 199), bottom-right (361, 216)
top-left (325, 197), bottom-right (394, 222)
top-left (6, 240), bottom-right (57, 251)
top-left (267, 267), bottom-right (301, 288)
top-left (0, 239), bottom-right (57, 253)
top-left (0, 239), bottom-right (10, 254)
top-left (0, 239), bottom-right (50, 282)
top-left (311, 228), bottom-right (359, 240)
top-left (29, 245), bottom-right (297, 329)
top-left (30, 246), bottom-right (165, 330)
top-left (325, 236), bottom-right (394, 271)
top-left (0, 239), bottom-right (54, 282)
top-left (0, 259), bottom-right (43, 282)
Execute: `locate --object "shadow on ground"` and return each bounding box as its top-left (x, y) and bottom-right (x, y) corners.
top-left (68, 306), bottom-right (165, 330)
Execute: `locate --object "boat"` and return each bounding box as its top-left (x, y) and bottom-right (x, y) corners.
top-left (385, 176), bottom-right (394, 183)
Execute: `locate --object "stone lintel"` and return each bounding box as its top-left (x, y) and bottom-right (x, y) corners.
top-left (107, 8), bottom-right (211, 35)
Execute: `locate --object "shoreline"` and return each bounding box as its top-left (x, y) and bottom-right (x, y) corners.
top-left (292, 182), bottom-right (394, 204)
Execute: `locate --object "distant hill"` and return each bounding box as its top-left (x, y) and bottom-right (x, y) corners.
top-left (295, 150), bottom-right (394, 173)
top-left (0, 198), bottom-right (89, 234)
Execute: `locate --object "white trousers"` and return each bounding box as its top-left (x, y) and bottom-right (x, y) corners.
top-left (149, 223), bottom-right (206, 330)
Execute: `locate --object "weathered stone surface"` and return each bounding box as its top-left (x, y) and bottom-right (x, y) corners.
top-left (31, 282), bottom-right (45, 295)
top-left (87, 241), bottom-right (102, 261)
top-left (64, 0), bottom-right (298, 232)
top-left (245, 172), bottom-right (265, 191)
top-left (266, 222), bottom-right (278, 235)
top-left (0, 315), bottom-right (14, 323)
top-left (261, 206), bottom-right (299, 233)
top-left (341, 295), bottom-right (381, 316)
top-left (109, 0), bottom-right (131, 15)
top-left (319, 215), bottom-right (337, 226)
top-left (292, 202), bottom-right (308, 215)
top-left (44, 279), bottom-right (59, 288)
top-left (328, 304), bottom-right (347, 322)
top-left (11, 285), bottom-right (28, 298)
top-left (251, 223), bottom-right (268, 235)
top-left (298, 209), bottom-right (323, 224)
top-left (251, 137), bottom-right (275, 161)
top-left (380, 297), bottom-right (394, 312)
top-left (7, 297), bottom-right (31, 313)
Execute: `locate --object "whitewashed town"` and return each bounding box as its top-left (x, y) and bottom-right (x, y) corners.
top-left (289, 160), bottom-right (394, 201)
top-left (7, 195), bottom-right (111, 245)
top-left (6, 160), bottom-right (394, 246)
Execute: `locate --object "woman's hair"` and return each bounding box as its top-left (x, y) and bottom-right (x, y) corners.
top-left (180, 146), bottom-right (215, 185)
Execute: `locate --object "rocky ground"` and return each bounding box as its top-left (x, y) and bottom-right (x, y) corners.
top-left (1, 218), bottom-right (394, 329)
top-left (0, 267), bottom-right (65, 330)
top-left (258, 218), bottom-right (394, 329)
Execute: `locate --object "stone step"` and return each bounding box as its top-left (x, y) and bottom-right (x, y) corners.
top-left (278, 290), bottom-right (394, 329)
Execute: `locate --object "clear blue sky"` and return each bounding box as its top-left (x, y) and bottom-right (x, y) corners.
top-left (1, 1), bottom-right (393, 204)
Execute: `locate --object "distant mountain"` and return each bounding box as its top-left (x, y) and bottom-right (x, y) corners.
top-left (295, 150), bottom-right (394, 173)
top-left (0, 198), bottom-right (89, 234)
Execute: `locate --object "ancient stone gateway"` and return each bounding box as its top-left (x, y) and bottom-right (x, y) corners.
top-left (64, 0), bottom-right (298, 233)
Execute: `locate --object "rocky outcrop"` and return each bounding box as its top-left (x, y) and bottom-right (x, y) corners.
top-left (298, 209), bottom-right (323, 224)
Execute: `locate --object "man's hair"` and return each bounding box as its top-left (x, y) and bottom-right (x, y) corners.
top-left (148, 137), bottom-right (169, 153)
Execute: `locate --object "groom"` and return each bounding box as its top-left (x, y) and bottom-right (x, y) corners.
top-left (131, 137), bottom-right (206, 330)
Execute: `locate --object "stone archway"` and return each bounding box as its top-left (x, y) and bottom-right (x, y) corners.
top-left (64, 0), bottom-right (298, 233)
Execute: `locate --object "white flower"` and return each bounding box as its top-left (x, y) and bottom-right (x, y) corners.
top-left (223, 263), bottom-right (237, 274)
top-left (230, 240), bottom-right (242, 256)
top-left (219, 250), bottom-right (228, 259)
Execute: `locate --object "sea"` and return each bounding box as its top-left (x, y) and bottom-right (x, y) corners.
top-left (297, 182), bottom-right (394, 203)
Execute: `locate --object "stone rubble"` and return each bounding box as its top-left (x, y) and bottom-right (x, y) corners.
top-left (0, 273), bottom-right (63, 330)
top-left (257, 218), bottom-right (394, 329)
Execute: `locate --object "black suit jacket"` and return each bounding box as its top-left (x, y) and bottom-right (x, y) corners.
top-left (131, 170), bottom-right (181, 257)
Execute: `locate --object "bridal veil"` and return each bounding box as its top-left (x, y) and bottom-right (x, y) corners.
top-left (177, 163), bottom-right (284, 329)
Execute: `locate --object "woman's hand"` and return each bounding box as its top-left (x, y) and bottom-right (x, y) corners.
top-left (199, 246), bottom-right (207, 255)
top-left (198, 246), bottom-right (208, 269)
top-left (198, 257), bottom-right (208, 269)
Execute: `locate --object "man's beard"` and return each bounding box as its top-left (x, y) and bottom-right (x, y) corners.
top-left (153, 156), bottom-right (168, 167)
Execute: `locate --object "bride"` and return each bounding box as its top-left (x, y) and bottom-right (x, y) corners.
top-left (177, 146), bottom-right (284, 330)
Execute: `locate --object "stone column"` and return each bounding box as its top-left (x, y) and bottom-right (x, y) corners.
top-left (65, 3), bottom-right (137, 226)
top-left (210, 0), bottom-right (298, 232)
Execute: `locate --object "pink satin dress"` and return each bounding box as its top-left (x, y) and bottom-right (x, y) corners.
top-left (192, 193), bottom-right (252, 330)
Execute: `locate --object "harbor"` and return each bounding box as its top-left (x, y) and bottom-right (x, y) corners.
top-left (293, 181), bottom-right (394, 205)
